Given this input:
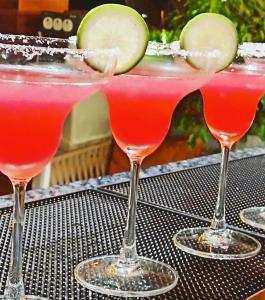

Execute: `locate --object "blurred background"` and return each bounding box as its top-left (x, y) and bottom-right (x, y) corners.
top-left (0, 0), bottom-right (264, 194)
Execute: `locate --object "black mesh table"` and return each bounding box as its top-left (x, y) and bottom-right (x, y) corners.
top-left (102, 154), bottom-right (265, 237)
top-left (0, 155), bottom-right (264, 299)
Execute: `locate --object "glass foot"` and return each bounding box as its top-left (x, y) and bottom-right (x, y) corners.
top-left (173, 227), bottom-right (261, 260)
top-left (74, 255), bottom-right (178, 297)
top-left (240, 207), bottom-right (265, 230)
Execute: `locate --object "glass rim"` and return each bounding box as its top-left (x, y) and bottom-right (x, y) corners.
top-left (0, 34), bottom-right (225, 60)
top-left (238, 42), bottom-right (265, 58)
top-left (148, 41), bottom-right (265, 61)
top-left (68, 36), bottom-right (221, 59)
top-left (146, 41), bottom-right (221, 58)
top-left (2, 33), bottom-right (265, 58)
top-left (0, 33), bottom-right (120, 59)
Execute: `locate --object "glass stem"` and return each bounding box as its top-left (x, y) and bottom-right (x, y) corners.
top-left (5, 179), bottom-right (28, 298)
top-left (210, 144), bottom-right (230, 231)
top-left (120, 158), bottom-right (142, 262)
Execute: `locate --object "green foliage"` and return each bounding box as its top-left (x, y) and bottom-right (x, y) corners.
top-left (150, 0), bottom-right (265, 43)
top-left (166, 0), bottom-right (265, 43)
top-left (169, 92), bottom-right (212, 148)
top-left (248, 98), bottom-right (265, 141)
top-left (150, 28), bottom-right (178, 43)
top-left (150, 0), bottom-right (265, 148)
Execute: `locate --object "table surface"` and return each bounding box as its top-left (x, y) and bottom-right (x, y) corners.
top-left (0, 148), bottom-right (264, 299)
top-left (0, 147), bottom-right (264, 208)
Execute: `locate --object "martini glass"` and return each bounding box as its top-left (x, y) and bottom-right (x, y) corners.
top-left (74, 42), bottom-right (219, 297)
top-left (238, 43), bottom-right (265, 230)
top-left (173, 46), bottom-right (264, 259)
top-left (0, 34), bottom-right (117, 300)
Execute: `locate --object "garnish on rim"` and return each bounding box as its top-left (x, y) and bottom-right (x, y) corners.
top-left (76, 4), bottom-right (149, 74)
top-left (180, 13), bottom-right (238, 72)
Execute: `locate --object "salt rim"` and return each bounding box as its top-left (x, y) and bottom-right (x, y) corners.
top-left (3, 33), bottom-right (264, 60)
top-left (146, 41), bottom-right (221, 58)
top-left (238, 42), bottom-right (265, 58)
top-left (0, 34), bottom-right (221, 60)
top-left (0, 33), bottom-right (119, 60)
top-left (148, 41), bottom-right (265, 60)
top-left (0, 33), bottom-right (66, 44)
top-left (69, 36), bottom-right (220, 58)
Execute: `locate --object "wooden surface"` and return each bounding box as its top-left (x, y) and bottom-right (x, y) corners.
top-left (0, 0), bottom-right (17, 9)
top-left (41, 0), bottom-right (69, 13)
top-left (18, 0), bottom-right (39, 14)
top-left (0, 9), bottom-right (17, 33)
top-left (0, 0), bottom-right (70, 35)
top-left (18, 0), bottom-right (69, 14)
top-left (247, 289), bottom-right (265, 300)
top-left (17, 13), bottom-right (41, 35)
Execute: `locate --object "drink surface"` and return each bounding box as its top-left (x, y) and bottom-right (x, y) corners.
top-left (105, 57), bottom-right (210, 159)
top-left (0, 65), bottom-right (101, 180)
top-left (201, 64), bottom-right (265, 147)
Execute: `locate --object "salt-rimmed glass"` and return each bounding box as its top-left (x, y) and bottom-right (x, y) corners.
top-left (0, 33), bottom-right (117, 300)
top-left (239, 43), bottom-right (265, 230)
top-left (74, 41), bottom-right (221, 298)
top-left (173, 43), bottom-right (264, 259)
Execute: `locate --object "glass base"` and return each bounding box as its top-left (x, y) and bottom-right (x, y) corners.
top-left (0, 296), bottom-right (49, 299)
top-left (74, 255), bottom-right (178, 297)
top-left (173, 227), bottom-right (261, 260)
top-left (240, 207), bottom-right (265, 230)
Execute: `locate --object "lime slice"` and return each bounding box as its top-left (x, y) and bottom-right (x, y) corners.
top-left (77, 4), bottom-right (149, 74)
top-left (180, 13), bottom-right (238, 71)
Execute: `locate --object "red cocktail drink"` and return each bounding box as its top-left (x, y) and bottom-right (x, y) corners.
top-left (0, 34), bottom-right (116, 300)
top-left (0, 78), bottom-right (98, 179)
top-left (106, 57), bottom-right (210, 159)
top-left (202, 67), bottom-right (265, 147)
top-left (174, 60), bottom-right (264, 259)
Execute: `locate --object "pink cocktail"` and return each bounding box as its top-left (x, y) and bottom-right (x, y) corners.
top-left (203, 69), bottom-right (265, 146)
top-left (0, 79), bottom-right (99, 180)
top-left (173, 59), bottom-right (265, 259)
top-left (0, 34), bottom-right (116, 300)
top-left (75, 48), bottom-right (217, 297)
top-left (238, 43), bottom-right (265, 230)
top-left (106, 57), bottom-right (209, 159)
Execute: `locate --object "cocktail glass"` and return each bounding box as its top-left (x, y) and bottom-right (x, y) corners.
top-left (0, 34), bottom-right (117, 299)
top-left (239, 43), bottom-right (265, 230)
top-left (173, 45), bottom-right (264, 259)
top-left (74, 42), bottom-right (219, 297)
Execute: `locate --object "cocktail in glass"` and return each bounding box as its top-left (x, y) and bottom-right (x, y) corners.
top-left (0, 34), bottom-right (117, 299)
top-left (74, 42), bottom-right (219, 297)
top-left (237, 43), bottom-right (265, 230)
top-left (173, 48), bottom-right (264, 259)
